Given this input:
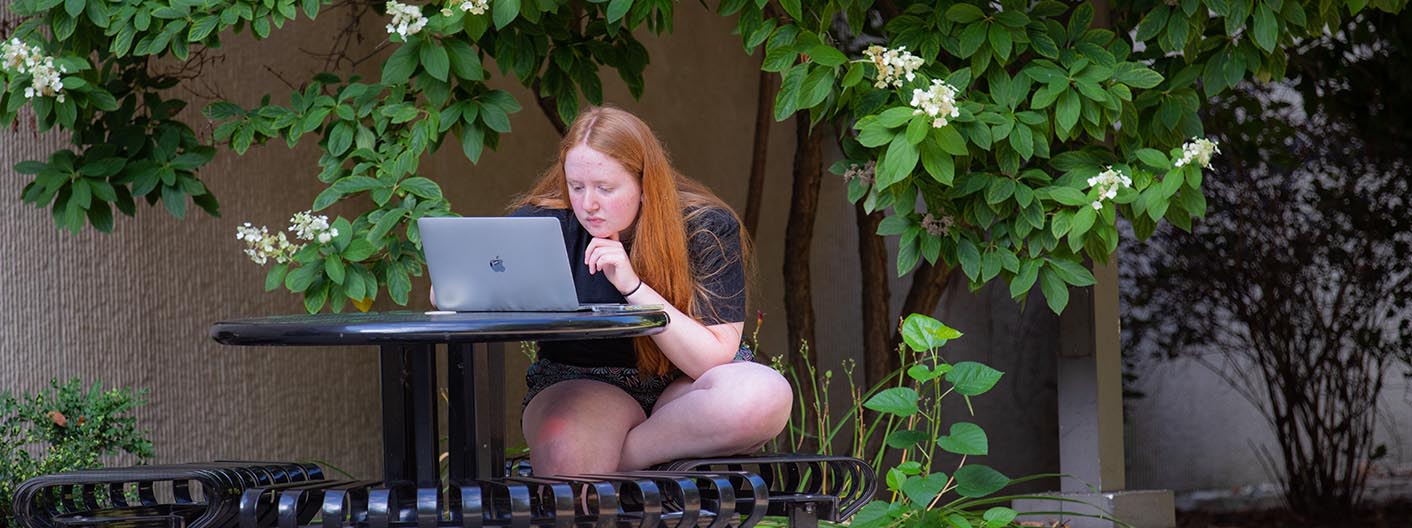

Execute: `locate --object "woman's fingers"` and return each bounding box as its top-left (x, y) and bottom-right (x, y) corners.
top-left (585, 238), bottom-right (627, 275)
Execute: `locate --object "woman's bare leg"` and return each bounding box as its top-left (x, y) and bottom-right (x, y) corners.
top-left (617, 362), bottom-right (792, 470)
top-left (523, 379), bottom-right (647, 476)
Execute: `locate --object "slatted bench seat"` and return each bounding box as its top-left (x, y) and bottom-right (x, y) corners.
top-left (10, 461), bottom-right (324, 528)
top-left (13, 455), bottom-right (874, 528)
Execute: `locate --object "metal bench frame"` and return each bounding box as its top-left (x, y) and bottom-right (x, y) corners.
top-left (13, 455), bottom-right (874, 528)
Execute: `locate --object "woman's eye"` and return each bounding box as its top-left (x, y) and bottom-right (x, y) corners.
top-left (599, 186), bottom-right (613, 193)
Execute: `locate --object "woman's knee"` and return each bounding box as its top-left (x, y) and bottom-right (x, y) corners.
top-left (698, 363), bottom-right (794, 445)
top-left (523, 380), bottom-right (646, 473)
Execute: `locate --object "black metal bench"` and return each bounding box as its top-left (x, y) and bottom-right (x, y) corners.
top-left (10, 461), bottom-right (325, 528)
top-left (13, 455), bottom-right (874, 528)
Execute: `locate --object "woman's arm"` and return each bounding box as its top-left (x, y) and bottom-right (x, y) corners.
top-left (624, 284), bottom-right (743, 378)
top-left (584, 208), bottom-right (747, 379)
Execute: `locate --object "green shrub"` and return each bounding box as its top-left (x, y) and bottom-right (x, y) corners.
top-left (766, 314), bottom-right (1120, 527)
top-left (0, 379), bottom-right (153, 527)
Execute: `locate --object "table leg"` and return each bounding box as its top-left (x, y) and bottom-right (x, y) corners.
top-left (378, 344), bottom-right (440, 488)
top-left (447, 342), bottom-right (506, 482)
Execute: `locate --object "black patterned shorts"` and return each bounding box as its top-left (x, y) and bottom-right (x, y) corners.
top-left (523, 345), bottom-right (756, 416)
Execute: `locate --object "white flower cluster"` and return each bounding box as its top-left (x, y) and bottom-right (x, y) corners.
top-left (385, 1), bottom-right (429, 39)
top-left (910, 79), bottom-right (961, 128)
top-left (1174, 137), bottom-right (1220, 169)
top-left (863, 45), bottom-right (924, 88)
top-left (290, 210), bottom-right (340, 244)
top-left (2, 38), bottom-right (67, 103)
top-left (458, 0), bottom-right (489, 14)
top-left (236, 223), bottom-right (300, 265)
top-left (236, 212), bottom-right (341, 265)
top-left (1086, 166), bottom-right (1132, 210)
top-left (843, 160), bottom-right (876, 184)
top-left (922, 213), bottom-right (953, 237)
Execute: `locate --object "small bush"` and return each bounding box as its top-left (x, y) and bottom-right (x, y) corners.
top-left (0, 379), bottom-right (153, 526)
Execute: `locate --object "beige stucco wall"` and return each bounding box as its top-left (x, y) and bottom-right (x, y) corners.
top-left (1, 7), bottom-right (1063, 485)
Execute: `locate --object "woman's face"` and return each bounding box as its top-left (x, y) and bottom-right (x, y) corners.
top-left (564, 144), bottom-right (642, 239)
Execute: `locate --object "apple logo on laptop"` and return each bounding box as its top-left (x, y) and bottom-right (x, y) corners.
top-left (489, 256), bottom-right (506, 272)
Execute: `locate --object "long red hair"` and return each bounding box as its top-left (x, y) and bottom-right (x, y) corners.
top-left (511, 106), bottom-right (750, 376)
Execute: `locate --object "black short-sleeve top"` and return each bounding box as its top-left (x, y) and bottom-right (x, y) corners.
top-left (510, 204), bottom-right (747, 368)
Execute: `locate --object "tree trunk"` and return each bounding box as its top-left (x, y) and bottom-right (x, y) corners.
top-left (531, 79), bottom-right (568, 137)
top-left (743, 68), bottom-right (778, 239)
top-left (856, 204), bottom-right (893, 389)
top-left (784, 119), bottom-right (824, 377)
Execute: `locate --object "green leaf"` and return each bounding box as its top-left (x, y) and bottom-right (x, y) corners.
top-left (343, 239), bottom-right (377, 261)
top-left (863, 387), bottom-right (920, 417)
top-left (420, 42), bottom-right (450, 81)
top-left (957, 22), bottom-right (987, 58)
top-left (493, 0), bottom-right (520, 28)
top-left (798, 66), bottom-right (834, 108)
top-left (1135, 5), bottom-right (1169, 41)
top-left (265, 263), bottom-right (289, 292)
top-left (877, 214), bottom-right (910, 236)
top-left (189, 15), bottom-right (219, 41)
top-left (1047, 258), bottom-right (1096, 287)
top-left (1115, 66), bottom-right (1164, 88)
top-left (606, 0), bottom-right (632, 23)
top-left (877, 135), bottom-right (919, 190)
top-left (983, 507), bottom-right (1019, 528)
top-left (1252, 1), bottom-right (1278, 52)
top-left (901, 313), bottom-right (963, 352)
top-left (901, 473), bottom-right (949, 508)
top-left (327, 123), bottom-right (353, 156)
top-left (987, 24), bottom-right (1012, 60)
top-left (1135, 148), bottom-right (1170, 170)
top-left (958, 238), bottom-right (980, 281)
top-left (460, 124), bottom-right (486, 162)
top-left (1009, 259), bottom-right (1040, 298)
top-left (954, 465), bottom-right (1010, 498)
top-left (936, 126), bottom-right (969, 156)
top-left (946, 4), bottom-right (985, 23)
top-left (779, 0), bottom-right (802, 22)
top-left (285, 262), bottom-right (321, 292)
top-left (161, 184), bottom-right (186, 219)
top-left (937, 422), bottom-right (988, 455)
top-left (985, 177), bottom-right (1015, 205)
top-left (1039, 268), bottom-right (1068, 314)
top-left (876, 107), bottom-right (915, 128)
top-left (85, 201), bottom-right (112, 232)
top-left (65, 0), bottom-right (84, 17)
top-left (445, 39), bottom-right (484, 81)
top-left (808, 44), bottom-right (847, 67)
top-left (920, 141), bottom-right (954, 185)
top-left (324, 256), bottom-right (346, 284)
top-left (907, 364), bottom-right (945, 383)
top-left (906, 116), bottom-right (929, 145)
top-left (387, 263), bottom-right (413, 305)
top-left (1071, 204), bottom-right (1096, 236)
top-left (382, 42), bottom-right (420, 85)
top-left (885, 429), bottom-right (929, 450)
top-left (399, 176), bottom-right (443, 199)
top-left (369, 209), bottom-right (406, 241)
top-left (304, 285), bottom-right (329, 313)
top-left (1055, 90), bottom-right (1080, 132)
top-left (946, 361), bottom-right (1003, 396)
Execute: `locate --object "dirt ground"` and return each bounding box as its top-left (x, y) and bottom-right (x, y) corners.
top-left (1176, 500), bottom-right (1412, 527)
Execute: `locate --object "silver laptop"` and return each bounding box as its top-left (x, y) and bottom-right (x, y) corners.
top-left (419, 216), bottom-right (624, 312)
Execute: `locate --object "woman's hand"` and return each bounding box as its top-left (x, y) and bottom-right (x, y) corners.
top-left (585, 236), bottom-right (641, 295)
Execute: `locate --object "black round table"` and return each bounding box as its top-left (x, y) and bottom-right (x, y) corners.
top-left (210, 309), bottom-right (669, 488)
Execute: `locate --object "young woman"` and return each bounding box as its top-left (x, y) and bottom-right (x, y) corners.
top-left (510, 106), bottom-right (792, 476)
